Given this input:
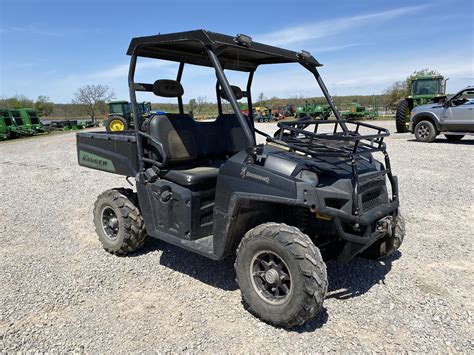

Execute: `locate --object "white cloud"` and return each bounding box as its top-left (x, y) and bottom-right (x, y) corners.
top-left (317, 43), bottom-right (366, 53)
top-left (92, 60), bottom-right (177, 80)
top-left (1, 25), bottom-right (65, 37)
top-left (255, 5), bottom-right (429, 47)
top-left (248, 53), bottom-right (473, 98)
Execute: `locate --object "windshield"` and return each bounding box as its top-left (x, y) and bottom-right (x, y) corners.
top-left (412, 80), bottom-right (440, 96)
top-left (450, 89), bottom-right (474, 106)
top-left (109, 103), bottom-right (129, 114)
top-left (138, 102), bottom-right (151, 114)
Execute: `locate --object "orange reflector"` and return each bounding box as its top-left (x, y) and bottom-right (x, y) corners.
top-left (315, 212), bottom-right (332, 221)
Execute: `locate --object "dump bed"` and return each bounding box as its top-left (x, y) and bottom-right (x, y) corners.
top-left (76, 131), bottom-right (139, 176)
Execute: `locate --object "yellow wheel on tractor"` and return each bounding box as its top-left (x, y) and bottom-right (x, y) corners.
top-left (105, 116), bottom-right (129, 132)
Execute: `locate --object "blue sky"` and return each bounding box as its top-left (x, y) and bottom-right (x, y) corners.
top-left (1, 0), bottom-right (473, 103)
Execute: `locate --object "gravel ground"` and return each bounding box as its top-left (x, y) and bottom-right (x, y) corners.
top-left (1, 121), bottom-right (473, 352)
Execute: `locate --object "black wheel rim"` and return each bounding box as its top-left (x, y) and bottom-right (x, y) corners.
top-left (101, 206), bottom-right (119, 240)
top-left (250, 250), bottom-right (292, 304)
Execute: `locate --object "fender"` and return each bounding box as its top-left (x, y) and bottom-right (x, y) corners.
top-left (411, 112), bottom-right (441, 132)
top-left (211, 182), bottom-right (316, 260)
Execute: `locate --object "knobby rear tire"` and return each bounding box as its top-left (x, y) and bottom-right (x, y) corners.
top-left (93, 188), bottom-right (147, 255)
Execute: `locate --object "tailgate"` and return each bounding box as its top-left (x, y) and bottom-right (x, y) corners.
top-left (76, 131), bottom-right (139, 176)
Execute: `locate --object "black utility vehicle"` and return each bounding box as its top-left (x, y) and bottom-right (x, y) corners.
top-left (77, 30), bottom-right (404, 327)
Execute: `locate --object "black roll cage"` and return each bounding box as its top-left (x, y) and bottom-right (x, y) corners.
top-left (127, 36), bottom-right (347, 173)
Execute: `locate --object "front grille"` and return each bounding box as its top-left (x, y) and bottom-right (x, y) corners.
top-left (362, 189), bottom-right (382, 211)
top-left (360, 177), bottom-right (385, 211)
top-left (359, 177), bottom-right (385, 193)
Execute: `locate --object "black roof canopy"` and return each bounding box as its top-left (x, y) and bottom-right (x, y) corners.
top-left (126, 29), bottom-right (322, 72)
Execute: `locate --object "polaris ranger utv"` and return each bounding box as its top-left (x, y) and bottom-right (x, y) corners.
top-left (77, 30), bottom-right (404, 328)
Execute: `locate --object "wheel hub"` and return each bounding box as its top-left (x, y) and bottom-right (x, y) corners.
top-left (101, 207), bottom-right (119, 240)
top-left (264, 269), bottom-right (279, 284)
top-left (108, 217), bottom-right (118, 229)
top-left (418, 125), bottom-right (428, 138)
top-left (250, 251), bottom-right (292, 304)
top-left (110, 119), bottom-right (125, 131)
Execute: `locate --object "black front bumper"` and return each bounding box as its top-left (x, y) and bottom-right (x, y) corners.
top-left (331, 202), bottom-right (399, 244)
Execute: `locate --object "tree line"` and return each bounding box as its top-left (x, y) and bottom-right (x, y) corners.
top-left (0, 69), bottom-right (442, 120)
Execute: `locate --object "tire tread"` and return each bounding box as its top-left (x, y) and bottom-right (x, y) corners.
top-left (94, 188), bottom-right (146, 255)
top-left (395, 100), bottom-right (409, 133)
top-left (235, 222), bottom-right (327, 328)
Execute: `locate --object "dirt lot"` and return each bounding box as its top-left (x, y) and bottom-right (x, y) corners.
top-left (0, 121), bottom-right (473, 352)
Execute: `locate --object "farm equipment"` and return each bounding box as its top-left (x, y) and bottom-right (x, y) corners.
top-left (19, 108), bottom-right (45, 133)
top-left (341, 96), bottom-right (378, 120)
top-left (238, 102), bottom-right (249, 116)
top-left (77, 30), bottom-right (403, 328)
top-left (0, 115), bottom-right (10, 140)
top-left (253, 106), bottom-right (276, 122)
top-left (0, 108), bottom-right (35, 137)
top-left (106, 100), bottom-right (152, 132)
top-left (0, 111), bottom-right (18, 139)
top-left (395, 75), bottom-right (446, 133)
top-left (272, 104), bottom-right (295, 118)
top-left (0, 107), bottom-right (95, 140)
top-left (296, 100), bottom-right (331, 119)
top-left (40, 119), bottom-right (94, 131)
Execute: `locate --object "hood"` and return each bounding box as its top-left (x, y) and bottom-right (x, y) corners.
top-left (412, 103), bottom-right (443, 112)
top-left (263, 145), bottom-right (381, 180)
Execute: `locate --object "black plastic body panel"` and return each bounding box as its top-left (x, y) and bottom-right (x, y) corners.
top-left (133, 146), bottom-right (398, 261)
top-left (136, 178), bottom-right (218, 259)
top-left (214, 151), bottom-right (299, 212)
top-left (137, 179), bottom-right (215, 241)
top-left (76, 131), bottom-right (139, 176)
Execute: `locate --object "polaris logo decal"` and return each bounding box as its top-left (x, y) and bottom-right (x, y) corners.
top-left (240, 167), bottom-right (270, 184)
top-left (79, 151), bottom-right (115, 172)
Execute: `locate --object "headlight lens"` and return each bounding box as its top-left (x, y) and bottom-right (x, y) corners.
top-left (296, 170), bottom-right (319, 186)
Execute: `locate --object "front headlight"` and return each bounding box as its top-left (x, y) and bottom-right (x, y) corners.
top-left (296, 170), bottom-right (319, 186)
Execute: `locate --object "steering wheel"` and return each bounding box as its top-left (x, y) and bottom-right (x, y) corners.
top-left (451, 98), bottom-right (468, 106)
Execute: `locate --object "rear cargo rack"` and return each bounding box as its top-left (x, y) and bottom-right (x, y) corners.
top-left (264, 119), bottom-right (397, 218)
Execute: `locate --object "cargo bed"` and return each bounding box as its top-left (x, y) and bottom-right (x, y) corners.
top-left (76, 131), bottom-right (139, 176)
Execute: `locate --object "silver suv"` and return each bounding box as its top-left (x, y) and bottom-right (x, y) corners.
top-left (409, 86), bottom-right (474, 142)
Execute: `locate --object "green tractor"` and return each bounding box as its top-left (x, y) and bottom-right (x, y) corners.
top-left (19, 108), bottom-right (45, 133)
top-left (341, 96), bottom-right (378, 120)
top-left (395, 75), bottom-right (446, 133)
top-left (296, 100), bottom-right (331, 119)
top-left (105, 100), bottom-right (152, 132)
top-left (0, 108), bottom-right (36, 137)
